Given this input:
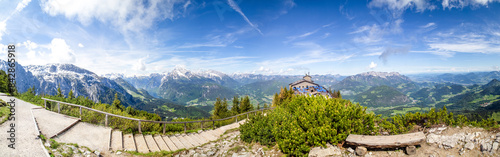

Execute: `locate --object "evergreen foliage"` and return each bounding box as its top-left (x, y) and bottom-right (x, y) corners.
top-left (231, 96), bottom-right (240, 114)
top-left (241, 95), bottom-right (377, 156)
top-left (212, 97), bottom-right (230, 119)
top-left (239, 95), bottom-right (252, 113)
top-left (68, 89), bottom-right (74, 99)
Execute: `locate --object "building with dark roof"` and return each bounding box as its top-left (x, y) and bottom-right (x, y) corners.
top-left (289, 74), bottom-right (332, 97)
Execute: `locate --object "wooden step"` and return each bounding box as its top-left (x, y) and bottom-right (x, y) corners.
top-left (186, 133), bottom-right (201, 146)
top-left (111, 130), bottom-right (123, 151)
top-left (168, 135), bottom-right (186, 150)
top-left (193, 133), bottom-right (208, 144)
top-left (177, 135), bottom-right (194, 148)
top-left (206, 130), bottom-right (218, 141)
top-left (162, 135), bottom-right (178, 151)
top-left (123, 133), bottom-right (136, 152)
top-left (153, 135), bottom-right (170, 152)
top-left (144, 135), bottom-right (160, 152)
top-left (134, 134), bottom-right (150, 153)
top-left (202, 131), bottom-right (216, 141)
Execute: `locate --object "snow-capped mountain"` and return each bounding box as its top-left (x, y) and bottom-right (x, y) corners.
top-left (25, 63), bottom-right (136, 106)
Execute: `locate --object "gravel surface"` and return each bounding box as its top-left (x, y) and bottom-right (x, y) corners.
top-left (54, 122), bottom-right (111, 152)
top-left (32, 108), bottom-right (80, 138)
top-left (0, 93), bottom-right (49, 157)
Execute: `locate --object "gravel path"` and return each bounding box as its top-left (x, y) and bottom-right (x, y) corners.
top-left (0, 93), bottom-right (49, 157)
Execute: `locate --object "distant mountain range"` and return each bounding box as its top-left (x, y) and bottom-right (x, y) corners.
top-left (2, 59), bottom-right (500, 119)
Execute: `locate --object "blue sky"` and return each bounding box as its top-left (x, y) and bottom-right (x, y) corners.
top-left (1, 0), bottom-right (500, 76)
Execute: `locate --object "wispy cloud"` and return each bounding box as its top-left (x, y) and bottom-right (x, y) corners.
top-left (350, 24), bottom-right (384, 44)
top-left (442, 0), bottom-right (500, 9)
top-left (421, 22), bottom-right (436, 28)
top-left (256, 42), bottom-right (354, 74)
top-left (369, 0), bottom-right (436, 18)
top-left (379, 46), bottom-right (411, 63)
top-left (286, 23), bottom-right (333, 43)
top-left (227, 0), bottom-right (263, 35)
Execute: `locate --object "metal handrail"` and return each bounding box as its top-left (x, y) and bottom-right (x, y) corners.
top-left (42, 97), bottom-right (274, 133)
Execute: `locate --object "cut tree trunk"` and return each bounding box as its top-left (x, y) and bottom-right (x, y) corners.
top-left (345, 132), bottom-right (425, 149)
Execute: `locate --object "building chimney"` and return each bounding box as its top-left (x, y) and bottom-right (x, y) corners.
top-left (303, 74), bottom-right (312, 82)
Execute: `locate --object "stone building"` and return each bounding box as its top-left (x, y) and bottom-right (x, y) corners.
top-left (289, 74), bottom-right (332, 97)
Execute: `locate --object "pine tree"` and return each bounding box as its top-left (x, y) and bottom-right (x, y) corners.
top-left (221, 98), bottom-right (229, 117)
top-left (240, 96), bottom-right (252, 113)
top-left (272, 93), bottom-right (279, 107)
top-left (57, 84), bottom-right (64, 97)
top-left (213, 97), bottom-right (222, 118)
top-left (0, 70), bottom-right (8, 93)
top-left (231, 96), bottom-right (240, 115)
top-left (263, 103), bottom-right (268, 109)
top-left (112, 93), bottom-right (121, 109)
top-left (68, 89), bottom-right (74, 99)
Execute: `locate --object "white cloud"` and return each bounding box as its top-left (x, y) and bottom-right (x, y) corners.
top-left (78, 43), bottom-right (84, 48)
top-left (40, 0), bottom-right (187, 37)
top-left (257, 42), bottom-right (354, 74)
top-left (15, 0), bottom-right (32, 12)
top-left (426, 32), bottom-right (500, 56)
top-left (133, 57), bottom-right (147, 71)
top-left (49, 38), bottom-right (76, 63)
top-left (351, 24), bottom-right (384, 44)
top-left (0, 20), bottom-right (8, 41)
top-left (421, 22), bottom-right (436, 28)
top-left (442, 0), bottom-right (500, 9)
top-left (227, 0), bottom-right (263, 35)
top-left (369, 0), bottom-right (435, 18)
top-left (369, 62), bottom-right (378, 69)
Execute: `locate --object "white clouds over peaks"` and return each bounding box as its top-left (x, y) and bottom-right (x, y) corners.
top-left (40, 0), bottom-right (186, 33)
top-left (49, 38), bottom-right (76, 63)
top-left (78, 43), bottom-right (84, 48)
top-left (369, 62), bottom-right (377, 69)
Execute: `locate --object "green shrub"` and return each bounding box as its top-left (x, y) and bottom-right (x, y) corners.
top-left (241, 95), bottom-right (377, 156)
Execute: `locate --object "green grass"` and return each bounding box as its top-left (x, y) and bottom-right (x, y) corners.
top-left (490, 112), bottom-right (500, 122)
top-left (470, 95), bottom-right (500, 104)
top-left (0, 105), bottom-right (10, 124)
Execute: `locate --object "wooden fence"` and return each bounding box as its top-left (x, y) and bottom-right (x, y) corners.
top-left (42, 98), bottom-right (274, 134)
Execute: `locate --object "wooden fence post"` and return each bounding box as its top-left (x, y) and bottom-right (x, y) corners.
top-left (247, 113), bottom-right (248, 119)
top-left (163, 123), bottom-right (166, 134)
top-left (57, 102), bottom-right (60, 113)
top-left (184, 123), bottom-right (187, 134)
top-left (79, 107), bottom-right (82, 119)
top-left (138, 121), bottom-right (142, 134)
top-left (236, 116), bottom-right (238, 123)
top-left (44, 100), bottom-right (46, 108)
top-left (105, 114), bottom-right (108, 127)
top-left (201, 122), bottom-right (203, 130)
top-left (212, 121), bottom-right (215, 129)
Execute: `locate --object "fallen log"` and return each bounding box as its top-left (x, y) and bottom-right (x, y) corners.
top-left (345, 132), bottom-right (425, 149)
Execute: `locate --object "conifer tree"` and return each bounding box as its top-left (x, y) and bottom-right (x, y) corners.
top-left (68, 89), bottom-right (74, 99)
top-left (57, 84), bottom-right (64, 97)
top-left (240, 96), bottom-right (252, 113)
top-left (231, 95), bottom-right (240, 115)
top-left (0, 70), bottom-right (8, 93)
top-left (112, 93), bottom-right (121, 109)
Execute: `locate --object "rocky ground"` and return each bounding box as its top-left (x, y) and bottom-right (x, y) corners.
top-left (51, 125), bottom-right (500, 157)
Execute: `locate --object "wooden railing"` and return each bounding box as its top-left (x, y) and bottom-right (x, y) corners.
top-left (42, 98), bottom-right (274, 134)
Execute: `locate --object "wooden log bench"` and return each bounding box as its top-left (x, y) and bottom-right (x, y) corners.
top-left (345, 132), bottom-right (425, 155)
